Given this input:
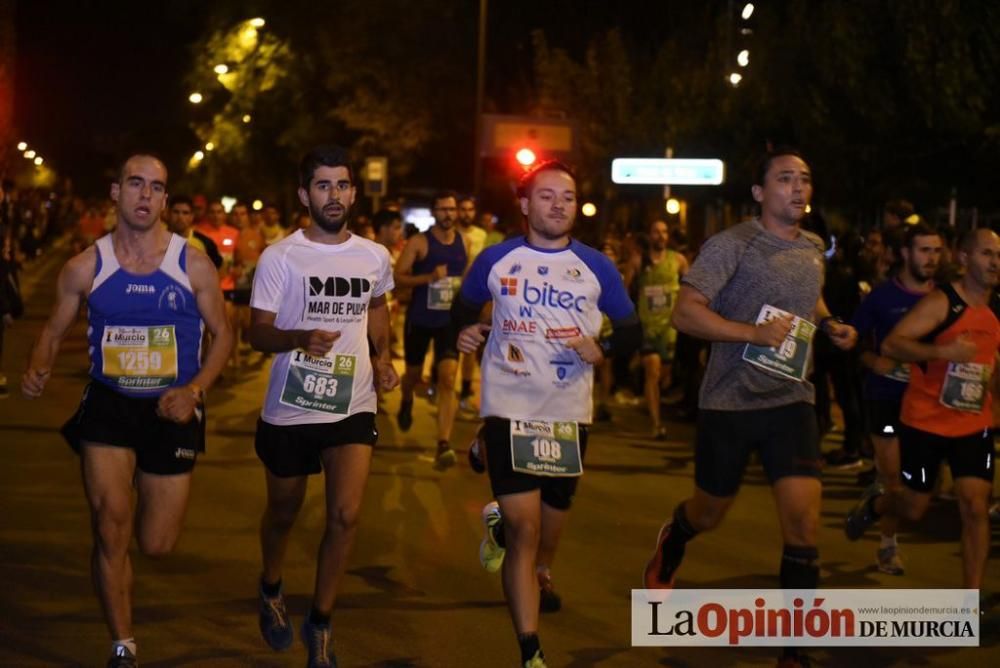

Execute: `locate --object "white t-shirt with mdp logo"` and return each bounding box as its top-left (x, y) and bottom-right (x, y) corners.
top-left (251, 230), bottom-right (394, 425)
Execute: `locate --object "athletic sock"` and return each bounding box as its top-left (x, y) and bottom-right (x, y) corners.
top-left (260, 576), bottom-right (282, 598)
top-left (880, 534), bottom-right (897, 549)
top-left (779, 545), bottom-right (819, 590)
top-left (461, 380), bottom-right (472, 398)
top-left (517, 633), bottom-right (542, 664)
top-left (308, 608), bottom-right (331, 626)
top-left (659, 502), bottom-right (697, 581)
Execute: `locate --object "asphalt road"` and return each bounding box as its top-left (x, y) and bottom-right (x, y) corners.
top-left (0, 240), bottom-right (997, 667)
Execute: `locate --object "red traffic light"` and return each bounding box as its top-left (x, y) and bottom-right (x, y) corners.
top-left (515, 147), bottom-right (537, 167)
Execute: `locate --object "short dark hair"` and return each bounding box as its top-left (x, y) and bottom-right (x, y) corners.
top-left (372, 209), bottom-right (402, 233)
top-left (117, 153), bottom-right (167, 184)
top-left (884, 199), bottom-right (915, 221)
top-left (458, 194), bottom-right (476, 205)
top-left (902, 222), bottom-right (939, 251)
top-left (299, 145), bottom-right (354, 189)
top-left (431, 190), bottom-right (459, 208)
top-left (752, 146), bottom-right (806, 186)
top-left (959, 228), bottom-right (997, 254)
top-left (516, 160), bottom-right (577, 199)
top-left (169, 194), bottom-right (193, 209)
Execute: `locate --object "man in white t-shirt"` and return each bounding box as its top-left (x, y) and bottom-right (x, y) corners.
top-left (248, 145), bottom-right (397, 668)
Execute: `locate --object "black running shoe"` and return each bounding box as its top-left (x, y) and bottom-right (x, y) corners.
top-left (397, 401), bottom-right (413, 432)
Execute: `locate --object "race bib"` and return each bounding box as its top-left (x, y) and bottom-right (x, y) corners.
top-left (101, 325), bottom-right (178, 391)
top-left (280, 351), bottom-right (356, 415)
top-left (427, 276), bottom-right (461, 311)
top-left (510, 419), bottom-right (582, 477)
top-left (939, 362), bottom-right (990, 413)
top-left (643, 285), bottom-right (673, 314)
top-left (742, 305), bottom-right (816, 382)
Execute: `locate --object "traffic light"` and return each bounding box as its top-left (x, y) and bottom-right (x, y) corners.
top-left (515, 147), bottom-right (537, 168)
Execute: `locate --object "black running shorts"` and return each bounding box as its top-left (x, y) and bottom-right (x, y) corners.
top-left (482, 416), bottom-right (588, 511)
top-left (694, 402), bottom-right (822, 497)
top-left (62, 381), bottom-right (205, 475)
top-left (898, 424), bottom-right (995, 493)
top-left (255, 412), bottom-right (378, 478)
top-left (867, 398), bottom-right (903, 438)
top-left (403, 317), bottom-right (458, 368)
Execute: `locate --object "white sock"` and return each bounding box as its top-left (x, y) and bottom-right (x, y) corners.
top-left (879, 534), bottom-right (897, 549)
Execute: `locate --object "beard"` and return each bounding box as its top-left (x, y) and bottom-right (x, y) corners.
top-left (309, 201), bottom-right (349, 233)
top-left (907, 264), bottom-right (935, 282)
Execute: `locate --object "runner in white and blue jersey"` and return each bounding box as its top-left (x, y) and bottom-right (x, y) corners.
top-left (22, 154), bottom-right (231, 668)
top-left (453, 161), bottom-right (639, 668)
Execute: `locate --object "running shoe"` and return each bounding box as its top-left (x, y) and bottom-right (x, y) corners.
top-left (523, 651), bottom-right (548, 668)
top-left (459, 396), bottom-right (479, 414)
top-left (643, 522), bottom-right (683, 589)
top-left (538, 569), bottom-right (562, 613)
top-left (824, 448), bottom-right (864, 471)
top-left (652, 425), bottom-right (669, 441)
top-left (258, 585), bottom-right (293, 650)
top-left (468, 431), bottom-right (486, 474)
top-left (106, 646), bottom-right (137, 668)
top-left (876, 545), bottom-right (904, 576)
top-left (301, 620), bottom-right (337, 668)
top-left (844, 482), bottom-right (885, 541)
top-left (479, 501), bottom-right (505, 573)
top-left (434, 445), bottom-right (457, 470)
top-left (396, 401), bottom-right (413, 432)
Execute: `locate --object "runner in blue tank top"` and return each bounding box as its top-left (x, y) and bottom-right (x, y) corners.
top-left (22, 154), bottom-right (231, 668)
top-left (393, 190), bottom-right (469, 468)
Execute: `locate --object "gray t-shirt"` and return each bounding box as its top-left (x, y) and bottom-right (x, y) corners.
top-left (683, 219), bottom-right (825, 411)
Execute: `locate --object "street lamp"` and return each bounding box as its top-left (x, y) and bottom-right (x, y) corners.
top-left (742, 3), bottom-right (755, 20)
top-left (24, 150), bottom-right (36, 159)
top-left (738, 50), bottom-right (750, 67)
top-left (515, 147), bottom-right (536, 167)
top-left (249, 17), bottom-right (266, 28)
top-left (252, 199), bottom-right (264, 211)
top-left (666, 198), bottom-right (681, 215)
top-left (205, 142), bottom-right (215, 151)
top-left (242, 114), bottom-right (252, 124)
top-left (189, 92), bottom-right (203, 104)
top-left (581, 203), bottom-right (597, 217)
top-left (16, 142), bottom-right (27, 151)
top-left (34, 157), bottom-right (43, 166)
top-left (728, 72), bottom-right (743, 86)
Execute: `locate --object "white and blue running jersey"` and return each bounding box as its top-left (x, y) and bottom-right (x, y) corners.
top-left (87, 234), bottom-right (203, 396)
top-left (460, 236), bottom-right (634, 423)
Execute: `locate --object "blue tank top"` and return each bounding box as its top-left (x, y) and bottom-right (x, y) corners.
top-left (409, 229), bottom-right (467, 327)
top-left (88, 234), bottom-right (204, 397)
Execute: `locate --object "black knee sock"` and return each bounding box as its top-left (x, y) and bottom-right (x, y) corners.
top-left (779, 544), bottom-right (819, 590)
top-left (517, 633), bottom-right (542, 663)
top-left (461, 380), bottom-right (472, 398)
top-left (660, 502), bottom-right (698, 580)
top-left (260, 576), bottom-right (282, 597)
top-left (308, 608), bottom-right (331, 626)
top-left (779, 545), bottom-right (818, 659)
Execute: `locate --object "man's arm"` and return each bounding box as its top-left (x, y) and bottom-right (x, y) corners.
top-left (156, 248), bottom-right (233, 422)
top-left (393, 235), bottom-right (444, 288)
top-left (883, 290), bottom-right (976, 363)
top-left (367, 294), bottom-right (398, 391)
top-left (248, 309), bottom-right (340, 356)
top-left (672, 285), bottom-right (792, 347)
top-left (22, 249), bottom-right (95, 398)
top-left (814, 295), bottom-right (858, 350)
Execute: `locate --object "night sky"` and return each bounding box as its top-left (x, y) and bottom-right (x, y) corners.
top-left (13, 0), bottom-right (671, 196)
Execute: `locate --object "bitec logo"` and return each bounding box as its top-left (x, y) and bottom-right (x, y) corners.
top-left (500, 277), bottom-right (587, 313)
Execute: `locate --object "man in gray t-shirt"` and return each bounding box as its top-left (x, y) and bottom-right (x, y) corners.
top-left (643, 149), bottom-right (857, 668)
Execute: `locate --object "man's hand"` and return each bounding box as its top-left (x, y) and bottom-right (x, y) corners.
top-left (374, 359), bottom-right (399, 391)
top-left (21, 367), bottom-right (51, 399)
top-left (458, 323), bottom-right (490, 354)
top-left (751, 315), bottom-right (794, 347)
top-left (938, 334), bottom-right (977, 363)
top-left (297, 330), bottom-right (341, 357)
top-left (870, 355), bottom-right (901, 377)
top-left (156, 386), bottom-right (200, 424)
top-left (431, 264), bottom-right (448, 282)
top-left (565, 336), bottom-right (603, 365)
top-left (827, 321), bottom-right (858, 351)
